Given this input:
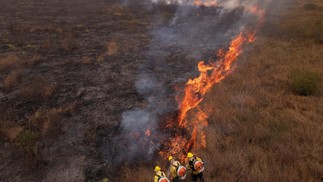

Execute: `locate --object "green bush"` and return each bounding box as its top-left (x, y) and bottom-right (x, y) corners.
top-left (15, 129), bottom-right (39, 153)
top-left (303, 3), bottom-right (318, 11)
top-left (289, 70), bottom-right (321, 96)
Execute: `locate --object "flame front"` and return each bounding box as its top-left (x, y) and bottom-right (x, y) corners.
top-left (155, 3), bottom-right (266, 162)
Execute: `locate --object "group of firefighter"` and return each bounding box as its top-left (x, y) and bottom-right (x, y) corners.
top-left (154, 152), bottom-right (205, 182)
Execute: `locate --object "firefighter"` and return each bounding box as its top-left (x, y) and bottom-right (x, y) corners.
top-left (186, 152), bottom-right (205, 182)
top-left (154, 166), bottom-right (170, 182)
top-left (168, 156), bottom-right (185, 182)
top-left (168, 156), bottom-right (180, 182)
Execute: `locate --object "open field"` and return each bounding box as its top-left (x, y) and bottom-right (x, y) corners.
top-left (0, 0), bottom-right (322, 181)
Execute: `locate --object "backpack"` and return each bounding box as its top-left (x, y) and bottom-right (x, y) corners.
top-left (173, 161), bottom-right (187, 180)
top-left (156, 172), bottom-right (170, 182)
top-left (190, 157), bottom-right (205, 173)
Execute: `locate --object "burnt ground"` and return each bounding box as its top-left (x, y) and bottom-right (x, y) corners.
top-left (0, 0), bottom-right (263, 181)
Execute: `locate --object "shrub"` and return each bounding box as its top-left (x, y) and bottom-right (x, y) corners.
top-left (15, 129), bottom-right (39, 153)
top-left (288, 70), bottom-right (321, 96)
top-left (303, 3), bottom-right (318, 11)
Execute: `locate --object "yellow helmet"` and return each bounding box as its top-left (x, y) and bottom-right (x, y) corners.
top-left (168, 156), bottom-right (173, 161)
top-left (154, 166), bottom-right (161, 172)
top-left (187, 152), bottom-right (194, 158)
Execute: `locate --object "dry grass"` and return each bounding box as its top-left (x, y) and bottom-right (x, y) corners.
top-left (60, 33), bottom-right (78, 51)
top-left (0, 123), bottom-right (23, 142)
top-left (19, 78), bottom-right (55, 100)
top-left (0, 55), bottom-right (21, 73)
top-left (2, 70), bottom-right (22, 89)
top-left (81, 56), bottom-right (93, 64)
top-left (24, 54), bottom-right (44, 66)
top-left (197, 2), bottom-right (323, 181)
top-left (29, 103), bottom-right (76, 136)
top-left (97, 53), bottom-right (107, 62)
top-left (42, 37), bottom-right (57, 51)
top-left (107, 41), bottom-right (118, 56)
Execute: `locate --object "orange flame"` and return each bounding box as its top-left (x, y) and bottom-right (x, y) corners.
top-left (158, 4), bottom-right (265, 162)
top-left (159, 31), bottom-right (257, 161)
top-left (194, 0), bottom-right (218, 7)
top-left (145, 129), bottom-right (151, 136)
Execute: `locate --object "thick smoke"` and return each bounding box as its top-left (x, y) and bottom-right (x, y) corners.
top-left (114, 0), bottom-right (287, 162)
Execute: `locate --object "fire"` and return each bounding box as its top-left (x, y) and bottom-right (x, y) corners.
top-left (145, 129), bottom-right (151, 136)
top-left (194, 0), bottom-right (218, 7)
top-left (156, 3), bottom-right (266, 162)
top-left (245, 5), bottom-right (266, 25)
top-left (159, 31), bottom-right (257, 161)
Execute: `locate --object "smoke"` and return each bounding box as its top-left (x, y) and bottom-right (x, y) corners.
top-left (110, 0), bottom-right (288, 162)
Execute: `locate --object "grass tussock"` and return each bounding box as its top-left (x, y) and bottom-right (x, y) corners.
top-left (288, 69), bottom-right (321, 96)
top-left (2, 70), bottom-right (22, 89)
top-left (107, 41), bottom-right (118, 56)
top-left (15, 129), bottom-right (40, 153)
top-left (0, 123), bottom-right (23, 142)
top-left (0, 55), bottom-right (21, 72)
top-left (60, 33), bottom-right (78, 51)
top-left (24, 54), bottom-right (44, 66)
top-left (19, 78), bottom-right (55, 100)
top-left (42, 37), bottom-right (57, 51)
top-left (303, 3), bottom-right (319, 11)
top-left (81, 56), bottom-right (93, 64)
top-left (29, 103), bottom-right (75, 136)
top-left (97, 53), bottom-right (107, 62)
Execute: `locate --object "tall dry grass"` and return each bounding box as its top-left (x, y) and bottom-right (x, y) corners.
top-left (197, 3), bottom-right (323, 180)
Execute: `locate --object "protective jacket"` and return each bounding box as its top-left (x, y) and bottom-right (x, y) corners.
top-left (169, 161), bottom-right (181, 178)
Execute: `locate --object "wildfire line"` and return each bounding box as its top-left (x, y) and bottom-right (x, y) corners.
top-left (159, 4), bottom-right (266, 161)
